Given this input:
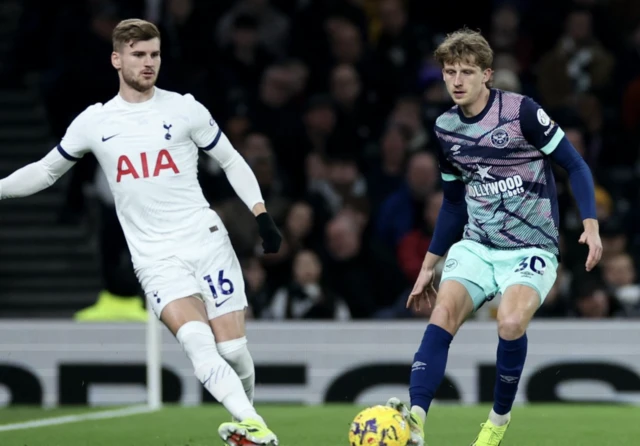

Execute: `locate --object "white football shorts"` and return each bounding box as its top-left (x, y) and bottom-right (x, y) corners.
top-left (136, 225), bottom-right (247, 320)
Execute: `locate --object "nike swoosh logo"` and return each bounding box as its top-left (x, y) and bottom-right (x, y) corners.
top-left (215, 297), bottom-right (232, 308)
top-left (102, 134), bottom-right (119, 142)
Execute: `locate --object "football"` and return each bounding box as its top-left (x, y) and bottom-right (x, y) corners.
top-left (348, 405), bottom-right (411, 446)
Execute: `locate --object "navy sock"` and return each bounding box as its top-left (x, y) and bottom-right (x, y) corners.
top-left (493, 334), bottom-right (528, 415)
top-left (409, 324), bottom-right (453, 414)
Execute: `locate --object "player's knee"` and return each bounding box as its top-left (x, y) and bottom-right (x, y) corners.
top-left (429, 304), bottom-right (461, 335)
top-left (176, 320), bottom-right (220, 369)
top-left (497, 313), bottom-right (528, 340)
top-left (217, 337), bottom-right (254, 379)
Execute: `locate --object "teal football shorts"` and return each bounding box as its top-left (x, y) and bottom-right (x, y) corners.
top-left (440, 239), bottom-right (558, 311)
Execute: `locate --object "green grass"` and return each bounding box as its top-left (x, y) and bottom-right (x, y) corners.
top-left (1, 404), bottom-right (639, 445)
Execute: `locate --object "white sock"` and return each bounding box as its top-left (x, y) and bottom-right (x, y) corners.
top-left (489, 409), bottom-right (511, 426)
top-left (176, 321), bottom-right (263, 424)
top-left (410, 405), bottom-right (427, 424)
top-left (217, 337), bottom-right (255, 404)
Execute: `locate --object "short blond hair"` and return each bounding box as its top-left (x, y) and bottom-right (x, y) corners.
top-left (112, 19), bottom-right (161, 51)
top-left (434, 28), bottom-right (493, 70)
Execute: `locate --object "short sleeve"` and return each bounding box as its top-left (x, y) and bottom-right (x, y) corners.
top-left (519, 96), bottom-right (565, 155)
top-left (57, 106), bottom-right (96, 160)
top-left (434, 132), bottom-right (463, 182)
top-left (187, 95), bottom-right (222, 150)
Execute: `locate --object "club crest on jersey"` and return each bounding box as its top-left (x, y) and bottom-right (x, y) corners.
top-left (163, 122), bottom-right (172, 140)
top-left (490, 128), bottom-right (510, 148)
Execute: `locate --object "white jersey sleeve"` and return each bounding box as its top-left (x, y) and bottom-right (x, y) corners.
top-left (0, 148), bottom-right (75, 199)
top-left (186, 94), bottom-right (264, 211)
top-left (187, 95), bottom-right (222, 150)
top-left (202, 131), bottom-right (265, 211)
top-left (0, 105), bottom-right (100, 199)
top-left (58, 104), bottom-right (98, 160)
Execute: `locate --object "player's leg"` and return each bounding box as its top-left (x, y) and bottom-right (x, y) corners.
top-left (159, 296), bottom-right (263, 424)
top-left (200, 232), bottom-right (277, 445)
top-left (211, 310), bottom-right (255, 405)
top-left (391, 241), bottom-right (498, 445)
top-left (471, 250), bottom-right (557, 446)
top-left (492, 285), bottom-right (538, 420)
top-left (209, 311), bottom-right (277, 445)
top-left (469, 286), bottom-right (538, 446)
top-left (139, 255), bottom-right (274, 445)
top-left (408, 280), bottom-right (474, 421)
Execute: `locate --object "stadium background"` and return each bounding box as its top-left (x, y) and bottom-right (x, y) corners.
top-left (0, 0), bottom-right (639, 444)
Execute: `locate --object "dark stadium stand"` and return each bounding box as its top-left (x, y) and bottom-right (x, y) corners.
top-left (0, 2), bottom-right (102, 315)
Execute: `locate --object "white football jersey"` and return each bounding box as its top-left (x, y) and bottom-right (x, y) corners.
top-left (58, 88), bottom-right (227, 267)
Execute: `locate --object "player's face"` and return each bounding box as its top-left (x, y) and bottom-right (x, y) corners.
top-left (442, 60), bottom-right (492, 107)
top-left (112, 38), bottom-right (161, 93)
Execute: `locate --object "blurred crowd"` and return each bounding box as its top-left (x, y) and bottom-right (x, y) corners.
top-left (4, 0), bottom-right (640, 321)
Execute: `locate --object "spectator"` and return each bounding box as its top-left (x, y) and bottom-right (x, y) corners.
top-left (535, 265), bottom-right (571, 318)
top-left (489, 4), bottom-right (533, 74)
top-left (5, 1), bottom-right (639, 321)
top-left (307, 153), bottom-right (368, 224)
top-left (214, 13), bottom-right (276, 108)
top-left (216, 0), bottom-right (290, 57)
top-left (602, 253), bottom-right (640, 309)
top-left (537, 8), bottom-right (615, 108)
top-left (374, 0), bottom-right (421, 109)
top-left (264, 250), bottom-right (350, 320)
top-left (376, 151), bottom-right (438, 248)
top-left (323, 213), bottom-right (406, 317)
top-left (241, 256), bottom-right (271, 319)
top-left (396, 190), bottom-right (442, 283)
top-left (366, 125), bottom-right (409, 208)
top-left (568, 277), bottom-right (629, 319)
top-left (330, 64), bottom-right (374, 151)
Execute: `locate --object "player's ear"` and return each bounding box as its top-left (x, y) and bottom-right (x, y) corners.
top-left (111, 51), bottom-right (121, 70)
top-left (483, 68), bottom-right (493, 84)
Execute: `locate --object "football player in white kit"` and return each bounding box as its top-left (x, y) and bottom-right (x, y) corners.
top-left (0, 19), bottom-right (282, 446)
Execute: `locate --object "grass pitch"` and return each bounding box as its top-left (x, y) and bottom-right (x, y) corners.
top-left (0, 404), bottom-right (638, 445)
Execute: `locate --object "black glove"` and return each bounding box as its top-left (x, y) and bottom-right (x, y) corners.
top-left (256, 212), bottom-right (282, 254)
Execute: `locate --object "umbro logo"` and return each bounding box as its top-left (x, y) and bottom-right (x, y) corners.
top-left (500, 375), bottom-right (519, 384)
top-left (411, 361), bottom-right (427, 371)
top-left (451, 144), bottom-right (461, 153)
top-left (102, 134), bottom-right (119, 142)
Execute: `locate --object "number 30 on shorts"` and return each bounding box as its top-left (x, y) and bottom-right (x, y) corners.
top-left (514, 255), bottom-right (546, 275)
top-left (203, 270), bottom-right (235, 298)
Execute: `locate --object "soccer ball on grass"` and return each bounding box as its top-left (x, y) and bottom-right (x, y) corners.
top-left (348, 405), bottom-right (411, 446)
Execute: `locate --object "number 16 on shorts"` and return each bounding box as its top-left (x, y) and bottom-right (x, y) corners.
top-left (203, 270), bottom-right (235, 308)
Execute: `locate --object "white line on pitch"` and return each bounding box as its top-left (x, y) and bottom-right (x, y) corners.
top-left (0, 404), bottom-right (158, 432)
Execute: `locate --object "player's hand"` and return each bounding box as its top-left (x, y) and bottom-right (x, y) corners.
top-left (255, 212), bottom-right (282, 254)
top-left (406, 267), bottom-right (437, 312)
top-left (579, 221), bottom-right (602, 272)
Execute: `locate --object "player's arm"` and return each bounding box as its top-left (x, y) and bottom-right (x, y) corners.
top-left (422, 146), bottom-right (468, 270)
top-left (408, 149), bottom-right (467, 309)
top-left (203, 133), bottom-right (282, 253)
top-left (203, 132), bottom-right (265, 212)
top-left (0, 147), bottom-right (76, 199)
top-left (520, 97), bottom-right (601, 270)
top-left (0, 105), bottom-right (93, 200)
top-left (189, 96), bottom-right (281, 253)
top-left (424, 179), bottom-right (467, 268)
